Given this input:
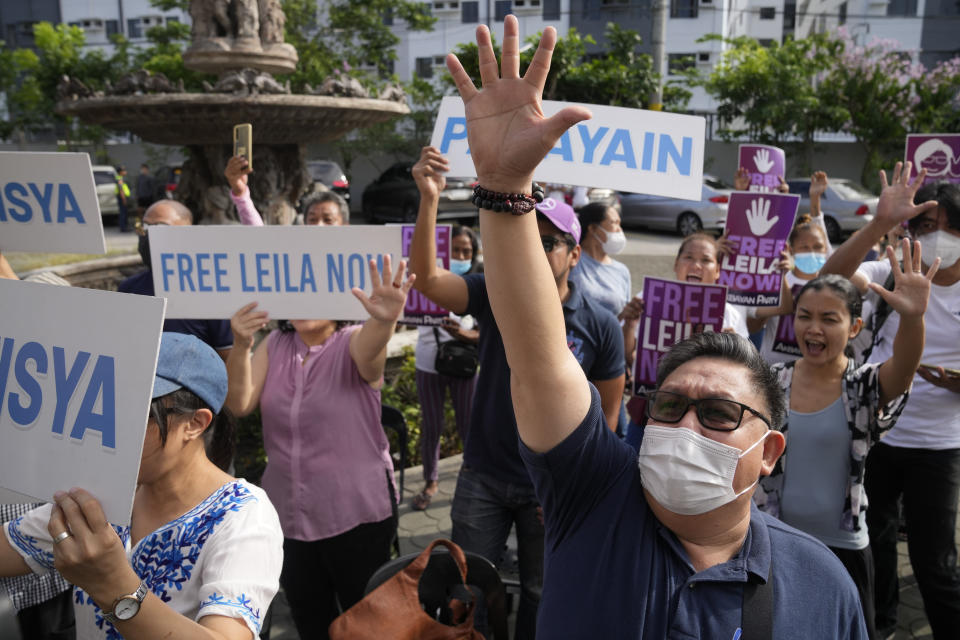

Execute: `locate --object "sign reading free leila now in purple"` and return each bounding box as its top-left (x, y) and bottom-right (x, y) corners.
top-left (738, 144), bottom-right (786, 193)
top-left (633, 277), bottom-right (727, 395)
top-left (399, 224), bottom-right (451, 326)
top-left (719, 192), bottom-right (800, 307)
top-left (905, 134), bottom-right (960, 185)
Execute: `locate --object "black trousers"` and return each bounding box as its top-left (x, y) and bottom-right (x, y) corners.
top-left (830, 545), bottom-right (877, 640)
top-left (281, 515), bottom-right (396, 640)
top-left (865, 442), bottom-right (960, 639)
top-left (17, 588), bottom-right (75, 640)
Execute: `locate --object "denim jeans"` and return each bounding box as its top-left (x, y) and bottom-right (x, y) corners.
top-left (865, 442), bottom-right (960, 639)
top-left (451, 465), bottom-right (543, 640)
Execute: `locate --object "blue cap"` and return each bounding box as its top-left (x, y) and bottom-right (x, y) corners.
top-left (152, 332), bottom-right (227, 413)
top-left (535, 197), bottom-right (581, 244)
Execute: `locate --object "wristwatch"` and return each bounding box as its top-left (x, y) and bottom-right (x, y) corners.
top-left (102, 581), bottom-right (148, 624)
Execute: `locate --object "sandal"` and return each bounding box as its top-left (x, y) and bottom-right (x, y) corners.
top-left (411, 490), bottom-right (434, 511)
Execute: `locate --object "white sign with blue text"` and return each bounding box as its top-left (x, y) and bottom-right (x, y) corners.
top-left (0, 280), bottom-right (165, 526)
top-left (430, 97), bottom-right (706, 201)
top-left (0, 152), bottom-right (106, 254)
top-left (148, 225), bottom-right (404, 319)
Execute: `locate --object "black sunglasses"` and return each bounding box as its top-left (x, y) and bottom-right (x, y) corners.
top-left (540, 235), bottom-right (572, 253)
top-left (644, 390), bottom-right (772, 432)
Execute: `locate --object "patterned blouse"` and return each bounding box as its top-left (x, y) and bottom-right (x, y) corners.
top-left (4, 480), bottom-right (283, 640)
top-left (756, 359), bottom-right (909, 532)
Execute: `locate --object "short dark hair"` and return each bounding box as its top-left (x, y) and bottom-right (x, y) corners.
top-left (796, 274), bottom-right (862, 322)
top-left (302, 191), bottom-right (349, 223)
top-left (789, 214), bottom-right (828, 248)
top-left (911, 181), bottom-right (960, 232)
top-left (675, 232), bottom-right (719, 260)
top-left (150, 388), bottom-right (235, 472)
top-left (577, 202), bottom-right (612, 234)
top-left (656, 332), bottom-right (786, 430)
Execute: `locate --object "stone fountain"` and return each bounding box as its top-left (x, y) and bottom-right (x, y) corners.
top-left (56, 0), bottom-right (409, 225)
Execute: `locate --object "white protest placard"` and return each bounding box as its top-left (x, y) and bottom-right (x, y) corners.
top-left (148, 225), bottom-right (404, 319)
top-left (0, 152), bottom-right (106, 254)
top-left (430, 96), bottom-right (705, 201)
top-left (0, 279), bottom-right (165, 526)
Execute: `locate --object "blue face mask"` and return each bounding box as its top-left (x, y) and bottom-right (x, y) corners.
top-left (793, 252), bottom-right (827, 274)
top-left (449, 259), bottom-right (472, 275)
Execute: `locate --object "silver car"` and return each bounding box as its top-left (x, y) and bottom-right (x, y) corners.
top-left (92, 164), bottom-right (119, 216)
top-left (785, 178), bottom-right (877, 242)
top-left (618, 175), bottom-right (731, 236)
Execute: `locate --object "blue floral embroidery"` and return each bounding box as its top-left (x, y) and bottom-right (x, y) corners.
top-left (5, 517), bottom-right (55, 571)
top-left (200, 591), bottom-right (263, 631)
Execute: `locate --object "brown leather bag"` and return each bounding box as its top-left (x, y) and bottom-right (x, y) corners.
top-left (328, 538), bottom-right (484, 640)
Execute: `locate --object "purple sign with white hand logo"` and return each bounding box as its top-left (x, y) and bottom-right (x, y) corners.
top-left (633, 277), bottom-right (727, 395)
top-left (739, 144), bottom-right (786, 193)
top-left (905, 134), bottom-right (960, 185)
top-left (400, 224), bottom-right (451, 325)
top-left (719, 192), bottom-right (800, 307)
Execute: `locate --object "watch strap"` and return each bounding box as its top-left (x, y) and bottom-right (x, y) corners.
top-left (102, 580), bottom-right (148, 624)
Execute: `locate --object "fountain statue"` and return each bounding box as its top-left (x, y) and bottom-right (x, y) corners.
top-left (56, 0), bottom-right (409, 225)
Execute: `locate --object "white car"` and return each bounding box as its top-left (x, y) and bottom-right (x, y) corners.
top-left (92, 165), bottom-right (120, 217)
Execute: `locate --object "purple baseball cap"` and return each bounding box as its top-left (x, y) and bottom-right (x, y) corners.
top-left (535, 197), bottom-right (581, 245)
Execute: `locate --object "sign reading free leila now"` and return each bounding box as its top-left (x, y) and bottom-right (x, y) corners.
top-left (430, 97), bottom-right (705, 201)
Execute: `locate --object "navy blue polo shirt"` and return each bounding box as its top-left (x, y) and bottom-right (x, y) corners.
top-left (463, 274), bottom-right (623, 486)
top-left (119, 270), bottom-right (233, 351)
top-left (520, 385), bottom-right (868, 639)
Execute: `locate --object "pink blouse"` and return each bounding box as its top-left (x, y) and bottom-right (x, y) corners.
top-left (259, 327), bottom-right (394, 541)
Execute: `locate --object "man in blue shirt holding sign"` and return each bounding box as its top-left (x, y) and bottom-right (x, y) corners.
top-left (441, 16), bottom-right (868, 638)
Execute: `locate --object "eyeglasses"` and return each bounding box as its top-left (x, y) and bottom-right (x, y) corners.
top-left (134, 221), bottom-right (169, 237)
top-left (541, 235), bottom-right (572, 253)
top-left (644, 390), bottom-right (772, 432)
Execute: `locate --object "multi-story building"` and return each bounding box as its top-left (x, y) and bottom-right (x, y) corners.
top-left (59, 0), bottom-right (189, 54)
top-left (0, 0), bottom-right (61, 49)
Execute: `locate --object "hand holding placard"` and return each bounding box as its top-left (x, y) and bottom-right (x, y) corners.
top-left (746, 198), bottom-right (779, 236)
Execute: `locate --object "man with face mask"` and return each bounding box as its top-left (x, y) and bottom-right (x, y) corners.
top-left (118, 200), bottom-right (233, 358)
top-left (823, 170), bottom-right (960, 640)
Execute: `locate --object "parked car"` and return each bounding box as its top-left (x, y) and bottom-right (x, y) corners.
top-left (618, 175), bottom-right (732, 236)
top-left (306, 160), bottom-right (350, 202)
top-left (91, 165), bottom-right (119, 217)
top-left (785, 178), bottom-right (877, 242)
top-left (363, 162), bottom-right (477, 223)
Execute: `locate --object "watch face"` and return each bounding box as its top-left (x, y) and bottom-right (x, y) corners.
top-left (114, 597), bottom-right (141, 621)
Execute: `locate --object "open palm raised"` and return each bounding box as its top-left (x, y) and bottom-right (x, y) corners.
top-left (445, 16), bottom-right (592, 195)
top-left (869, 239), bottom-right (940, 319)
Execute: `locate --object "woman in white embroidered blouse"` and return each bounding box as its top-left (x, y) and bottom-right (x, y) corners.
top-left (0, 332), bottom-right (283, 640)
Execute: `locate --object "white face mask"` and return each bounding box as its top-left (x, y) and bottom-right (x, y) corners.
top-left (638, 425), bottom-right (769, 515)
top-left (595, 229), bottom-right (626, 256)
top-left (920, 230), bottom-right (960, 269)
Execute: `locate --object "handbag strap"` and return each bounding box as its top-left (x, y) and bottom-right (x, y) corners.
top-left (403, 538), bottom-right (470, 585)
top-left (741, 554), bottom-right (773, 639)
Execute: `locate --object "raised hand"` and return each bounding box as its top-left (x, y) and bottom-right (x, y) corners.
top-left (876, 162), bottom-right (939, 228)
top-left (412, 146), bottom-right (449, 200)
top-left (746, 197), bottom-right (779, 236)
top-left (225, 155), bottom-right (251, 196)
top-left (868, 238), bottom-right (940, 319)
top-left (230, 301), bottom-right (269, 350)
top-left (734, 167), bottom-right (751, 191)
top-left (777, 175), bottom-right (790, 194)
top-left (753, 149), bottom-right (775, 174)
top-left (352, 254), bottom-right (416, 323)
top-left (809, 171), bottom-right (828, 199)
top-left (445, 15), bottom-right (592, 195)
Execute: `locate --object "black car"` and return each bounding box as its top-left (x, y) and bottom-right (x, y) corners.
top-left (362, 162), bottom-right (477, 223)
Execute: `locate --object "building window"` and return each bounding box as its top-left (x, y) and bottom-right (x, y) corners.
top-left (838, 1), bottom-right (847, 23)
top-left (758, 38), bottom-right (775, 46)
top-left (127, 18), bottom-right (142, 38)
top-left (462, 0), bottom-right (479, 21)
top-left (416, 57), bottom-right (434, 78)
top-left (668, 53), bottom-right (696, 74)
top-left (759, 6), bottom-right (775, 18)
top-left (886, 0), bottom-right (917, 15)
top-left (782, 2), bottom-right (796, 29)
top-left (670, 0), bottom-right (699, 18)
top-left (166, 15), bottom-right (179, 23)
top-left (698, 52), bottom-right (710, 62)
top-left (106, 20), bottom-right (119, 36)
top-left (383, 7), bottom-right (394, 24)
top-left (495, 0), bottom-right (513, 20)
top-left (543, 0), bottom-right (561, 18)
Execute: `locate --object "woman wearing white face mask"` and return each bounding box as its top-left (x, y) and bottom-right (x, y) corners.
top-left (570, 203), bottom-right (631, 317)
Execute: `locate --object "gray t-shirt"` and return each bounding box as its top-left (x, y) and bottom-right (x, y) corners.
top-left (569, 253), bottom-right (631, 316)
top-left (780, 396), bottom-right (869, 550)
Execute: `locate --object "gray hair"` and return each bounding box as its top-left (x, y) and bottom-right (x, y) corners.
top-left (145, 199), bottom-right (193, 225)
top-left (302, 191), bottom-right (349, 224)
top-left (656, 331), bottom-right (786, 430)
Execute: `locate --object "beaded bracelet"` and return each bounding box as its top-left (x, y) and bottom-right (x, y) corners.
top-left (472, 183), bottom-right (545, 215)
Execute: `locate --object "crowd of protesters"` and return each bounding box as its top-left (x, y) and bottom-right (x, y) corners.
top-left (2, 17), bottom-right (960, 640)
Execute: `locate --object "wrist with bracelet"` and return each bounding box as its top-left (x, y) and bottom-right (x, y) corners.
top-left (472, 183), bottom-right (544, 215)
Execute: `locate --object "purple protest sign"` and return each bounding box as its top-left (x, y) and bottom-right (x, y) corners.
top-left (399, 224), bottom-right (451, 326)
top-left (738, 144), bottom-right (786, 193)
top-left (719, 192), bottom-right (799, 307)
top-left (633, 277), bottom-right (727, 395)
top-left (905, 134), bottom-right (960, 185)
